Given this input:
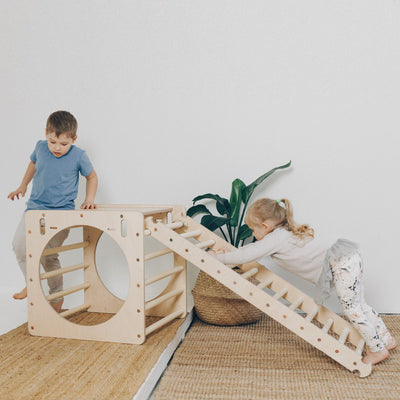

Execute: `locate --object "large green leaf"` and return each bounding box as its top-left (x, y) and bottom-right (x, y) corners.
top-left (242, 161), bottom-right (291, 204)
top-left (200, 215), bottom-right (230, 232)
top-left (229, 178), bottom-right (246, 227)
top-left (187, 204), bottom-right (212, 218)
top-left (238, 224), bottom-right (253, 241)
top-left (193, 193), bottom-right (231, 217)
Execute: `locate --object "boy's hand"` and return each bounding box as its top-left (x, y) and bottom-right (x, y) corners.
top-left (82, 170), bottom-right (98, 211)
top-left (81, 202), bottom-right (97, 210)
top-left (8, 185), bottom-right (27, 200)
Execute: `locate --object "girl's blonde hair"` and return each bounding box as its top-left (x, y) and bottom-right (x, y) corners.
top-left (245, 198), bottom-right (314, 240)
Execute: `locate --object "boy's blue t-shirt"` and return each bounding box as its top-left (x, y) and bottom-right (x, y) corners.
top-left (27, 140), bottom-right (93, 210)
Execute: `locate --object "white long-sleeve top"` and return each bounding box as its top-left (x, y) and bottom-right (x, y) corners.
top-left (217, 227), bottom-right (333, 284)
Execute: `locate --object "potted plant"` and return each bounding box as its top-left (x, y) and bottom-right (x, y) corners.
top-left (187, 161), bottom-right (291, 326)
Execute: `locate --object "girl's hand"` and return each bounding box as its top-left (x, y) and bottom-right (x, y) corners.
top-left (81, 202), bottom-right (97, 210)
top-left (207, 250), bottom-right (218, 258)
top-left (216, 247), bottom-right (230, 254)
top-left (8, 185), bottom-right (27, 200)
top-left (207, 248), bottom-right (230, 258)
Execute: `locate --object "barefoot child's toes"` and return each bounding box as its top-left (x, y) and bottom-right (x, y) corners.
top-left (362, 348), bottom-right (389, 365)
top-left (13, 286), bottom-right (27, 300)
top-left (387, 337), bottom-right (397, 351)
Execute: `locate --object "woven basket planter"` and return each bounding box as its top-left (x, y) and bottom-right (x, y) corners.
top-left (192, 270), bottom-right (263, 326)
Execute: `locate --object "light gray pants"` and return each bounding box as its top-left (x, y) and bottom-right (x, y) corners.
top-left (13, 214), bottom-right (69, 298)
top-left (331, 252), bottom-right (392, 352)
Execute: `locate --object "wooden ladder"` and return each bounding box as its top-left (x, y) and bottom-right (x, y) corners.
top-left (145, 215), bottom-right (373, 377)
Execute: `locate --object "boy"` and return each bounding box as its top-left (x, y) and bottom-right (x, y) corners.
top-left (8, 110), bottom-right (98, 312)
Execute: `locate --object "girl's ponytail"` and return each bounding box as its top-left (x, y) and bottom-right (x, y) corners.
top-left (280, 199), bottom-right (314, 239)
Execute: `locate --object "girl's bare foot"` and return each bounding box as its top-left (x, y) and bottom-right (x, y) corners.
top-left (386, 337), bottom-right (397, 351)
top-left (50, 298), bottom-right (64, 313)
top-left (13, 286), bottom-right (27, 300)
top-left (362, 348), bottom-right (389, 365)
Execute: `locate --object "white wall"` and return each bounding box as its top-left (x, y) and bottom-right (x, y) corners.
top-left (1, 1), bottom-right (399, 324)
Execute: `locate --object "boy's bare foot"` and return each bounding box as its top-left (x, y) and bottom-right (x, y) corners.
top-left (362, 348), bottom-right (389, 365)
top-left (50, 298), bottom-right (64, 313)
top-left (386, 337), bottom-right (397, 351)
top-left (13, 286), bottom-right (27, 300)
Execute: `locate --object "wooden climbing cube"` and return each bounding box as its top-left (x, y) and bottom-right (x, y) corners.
top-left (25, 205), bottom-right (187, 344)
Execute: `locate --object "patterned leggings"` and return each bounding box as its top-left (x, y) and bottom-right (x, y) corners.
top-left (331, 252), bottom-right (391, 352)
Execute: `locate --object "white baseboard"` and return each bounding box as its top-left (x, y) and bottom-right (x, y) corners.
top-left (133, 308), bottom-right (194, 400)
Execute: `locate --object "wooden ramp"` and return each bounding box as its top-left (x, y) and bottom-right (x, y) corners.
top-left (145, 215), bottom-right (373, 377)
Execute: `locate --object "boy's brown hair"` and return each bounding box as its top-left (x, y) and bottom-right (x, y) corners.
top-left (46, 111), bottom-right (78, 138)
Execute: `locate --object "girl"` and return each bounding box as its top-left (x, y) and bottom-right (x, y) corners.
top-left (211, 198), bottom-right (396, 365)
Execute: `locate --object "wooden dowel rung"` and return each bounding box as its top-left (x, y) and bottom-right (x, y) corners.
top-left (144, 248), bottom-right (173, 261)
top-left (241, 268), bottom-right (259, 280)
top-left (40, 263), bottom-right (88, 280)
top-left (42, 241), bottom-right (90, 257)
top-left (257, 278), bottom-right (273, 290)
top-left (166, 222), bottom-right (184, 230)
top-left (145, 266), bottom-right (185, 286)
top-left (289, 297), bottom-right (304, 311)
top-left (196, 240), bottom-right (215, 249)
top-left (59, 304), bottom-right (91, 318)
top-left (145, 310), bottom-right (185, 336)
top-left (322, 318), bottom-right (334, 333)
top-left (356, 339), bottom-right (365, 355)
top-left (180, 230), bottom-right (202, 239)
top-left (273, 288), bottom-right (288, 300)
top-left (46, 282), bottom-right (90, 302)
top-left (306, 307), bottom-right (319, 322)
top-left (339, 327), bottom-right (350, 344)
top-left (145, 289), bottom-right (184, 311)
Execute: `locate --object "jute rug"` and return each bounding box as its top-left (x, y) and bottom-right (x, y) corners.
top-left (154, 314), bottom-right (400, 400)
top-left (0, 312), bottom-right (185, 400)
